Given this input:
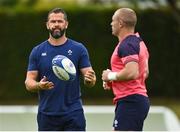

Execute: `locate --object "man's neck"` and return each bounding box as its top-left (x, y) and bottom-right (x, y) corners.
top-left (118, 29), bottom-right (134, 42)
top-left (48, 36), bottom-right (67, 46)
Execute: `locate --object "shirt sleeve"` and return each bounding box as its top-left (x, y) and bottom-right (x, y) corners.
top-left (118, 36), bottom-right (140, 64)
top-left (27, 47), bottom-right (38, 71)
top-left (79, 44), bottom-right (91, 69)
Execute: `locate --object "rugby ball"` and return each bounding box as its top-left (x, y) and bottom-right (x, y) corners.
top-left (52, 55), bottom-right (76, 81)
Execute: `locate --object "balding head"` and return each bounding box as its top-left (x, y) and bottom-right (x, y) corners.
top-left (115, 8), bottom-right (137, 29)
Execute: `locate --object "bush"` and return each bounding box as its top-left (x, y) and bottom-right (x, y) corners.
top-left (0, 6), bottom-right (179, 101)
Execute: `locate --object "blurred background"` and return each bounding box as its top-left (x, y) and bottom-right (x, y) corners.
top-left (0, 0), bottom-right (180, 118)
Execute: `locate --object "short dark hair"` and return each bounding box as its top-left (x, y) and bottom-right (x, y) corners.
top-left (47, 8), bottom-right (68, 21)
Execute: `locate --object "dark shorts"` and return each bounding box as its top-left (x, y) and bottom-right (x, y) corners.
top-left (113, 94), bottom-right (150, 131)
top-left (37, 109), bottom-right (86, 131)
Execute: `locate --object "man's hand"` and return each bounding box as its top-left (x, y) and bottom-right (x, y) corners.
top-left (38, 76), bottom-right (54, 90)
top-left (102, 69), bottom-right (111, 82)
top-left (84, 70), bottom-right (96, 87)
top-left (103, 81), bottom-right (112, 90)
top-left (102, 69), bottom-right (117, 82)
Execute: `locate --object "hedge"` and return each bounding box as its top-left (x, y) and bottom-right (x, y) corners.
top-left (0, 6), bottom-right (179, 101)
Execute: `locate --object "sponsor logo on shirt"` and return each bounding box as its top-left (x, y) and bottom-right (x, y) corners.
top-left (41, 52), bottom-right (47, 56)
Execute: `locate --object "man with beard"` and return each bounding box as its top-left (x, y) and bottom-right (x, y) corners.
top-left (25, 8), bottom-right (96, 131)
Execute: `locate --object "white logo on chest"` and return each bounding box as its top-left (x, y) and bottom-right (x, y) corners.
top-left (41, 52), bottom-right (47, 56)
top-left (68, 50), bottom-right (72, 55)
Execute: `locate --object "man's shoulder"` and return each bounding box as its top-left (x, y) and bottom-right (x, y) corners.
top-left (31, 40), bottom-right (48, 55)
top-left (120, 35), bottom-right (142, 50)
top-left (68, 38), bottom-right (82, 45)
top-left (68, 38), bottom-right (86, 49)
top-left (118, 35), bottom-right (141, 57)
top-left (35, 40), bottom-right (48, 48)
top-left (34, 40), bottom-right (48, 50)
top-left (123, 35), bottom-right (142, 45)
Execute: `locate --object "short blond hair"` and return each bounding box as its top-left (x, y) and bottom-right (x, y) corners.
top-left (116, 8), bottom-right (137, 28)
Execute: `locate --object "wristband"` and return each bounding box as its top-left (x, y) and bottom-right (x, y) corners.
top-left (107, 72), bottom-right (117, 81)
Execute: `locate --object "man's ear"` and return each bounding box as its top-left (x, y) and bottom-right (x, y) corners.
top-left (46, 22), bottom-right (49, 30)
top-left (65, 21), bottom-right (69, 29)
top-left (119, 20), bottom-right (124, 28)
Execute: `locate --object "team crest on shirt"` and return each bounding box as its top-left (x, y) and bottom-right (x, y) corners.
top-left (68, 50), bottom-right (72, 55)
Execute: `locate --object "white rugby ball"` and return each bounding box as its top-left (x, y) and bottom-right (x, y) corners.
top-left (52, 55), bottom-right (76, 81)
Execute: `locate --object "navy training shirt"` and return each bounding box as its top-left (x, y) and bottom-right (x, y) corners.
top-left (27, 39), bottom-right (91, 115)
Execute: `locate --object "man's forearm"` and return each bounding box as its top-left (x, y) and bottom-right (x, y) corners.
top-left (25, 79), bottom-right (40, 92)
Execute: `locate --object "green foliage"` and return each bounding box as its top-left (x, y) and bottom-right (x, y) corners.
top-left (0, 6), bottom-right (179, 101)
top-left (0, 0), bottom-right (19, 7)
